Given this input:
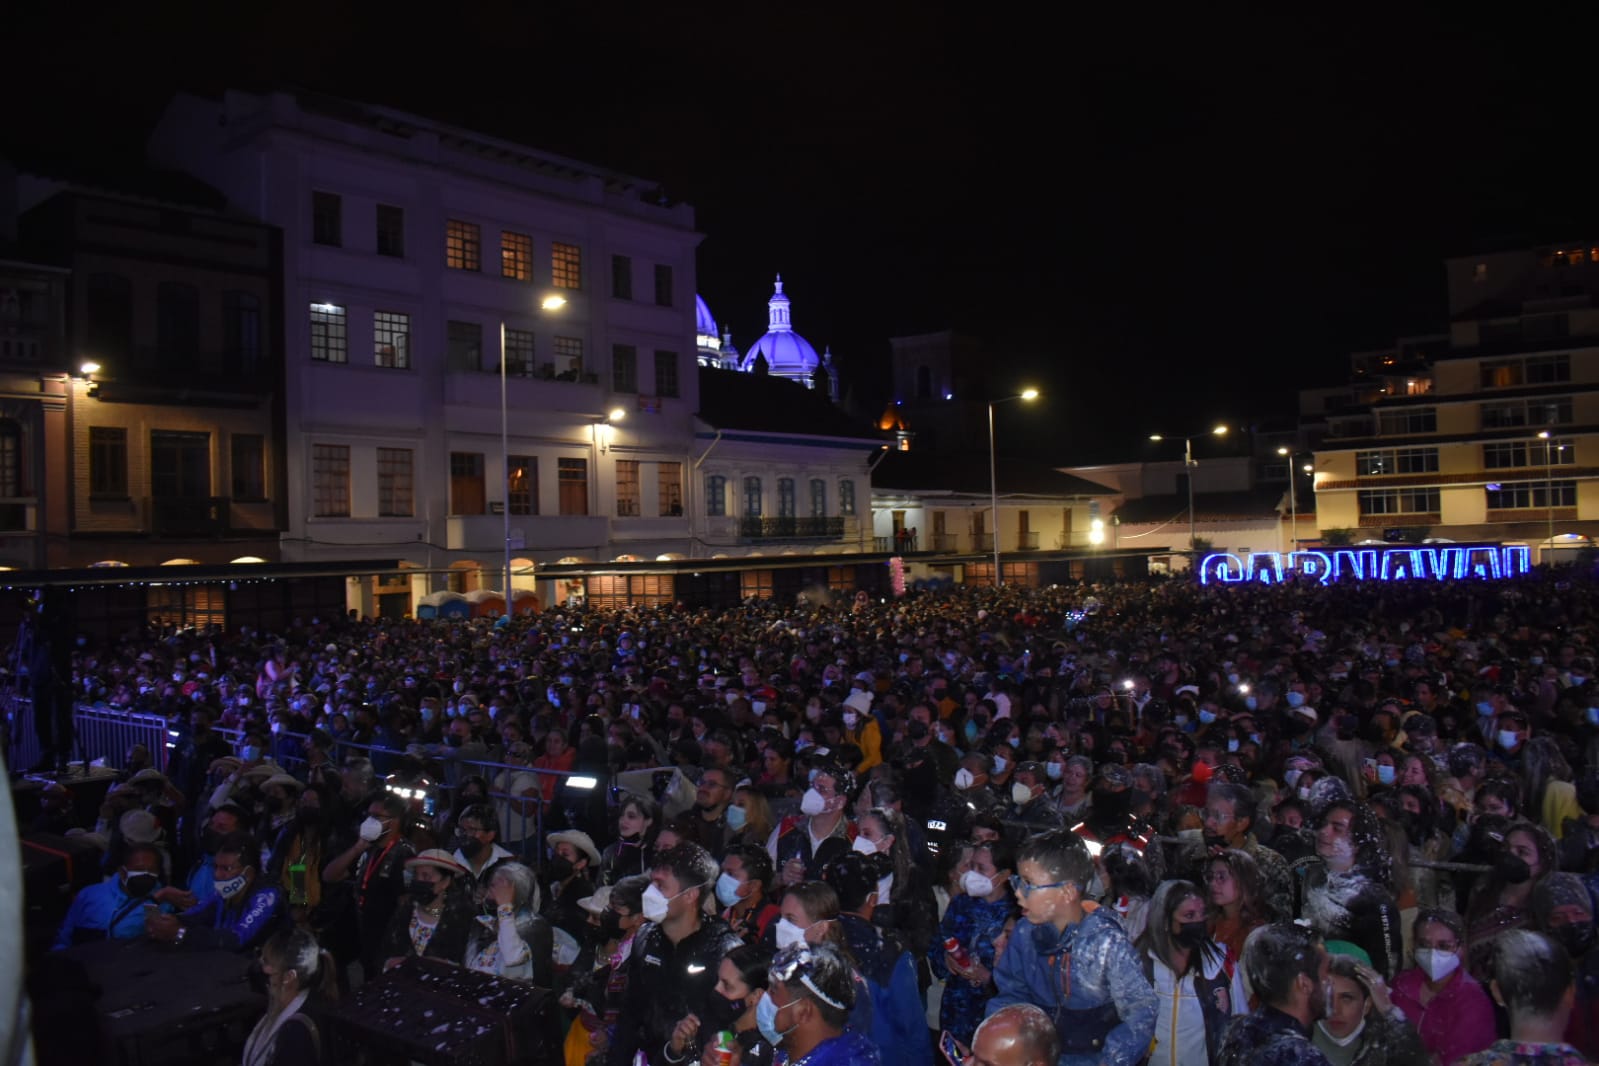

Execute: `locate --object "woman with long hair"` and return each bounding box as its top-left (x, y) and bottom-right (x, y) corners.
top-left (695, 944), bottom-right (775, 1066)
top-left (1465, 818), bottom-right (1557, 980)
top-left (929, 839), bottom-right (1016, 1046)
top-left (1136, 879), bottom-right (1249, 1066)
top-left (242, 927), bottom-right (338, 1066)
top-left (1204, 848), bottom-right (1269, 963)
top-left (1304, 798), bottom-right (1404, 978)
top-left (1311, 953), bottom-right (1433, 1066)
top-left (1523, 736), bottom-right (1582, 840)
top-left (726, 783), bottom-right (775, 851)
top-left (600, 794), bottom-right (659, 885)
top-left (774, 881), bottom-right (873, 1034)
top-left (853, 807), bottom-right (936, 958)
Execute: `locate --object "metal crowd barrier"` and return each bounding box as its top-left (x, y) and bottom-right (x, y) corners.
top-left (4, 699), bottom-right (172, 776)
top-left (209, 726), bottom-right (589, 861)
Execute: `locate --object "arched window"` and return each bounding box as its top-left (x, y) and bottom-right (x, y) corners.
top-left (743, 476), bottom-right (763, 517)
top-left (810, 478), bottom-right (826, 516)
top-left (777, 478), bottom-right (796, 518)
top-left (705, 474), bottom-right (727, 517)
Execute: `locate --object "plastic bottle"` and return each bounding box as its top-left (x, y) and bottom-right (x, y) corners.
top-left (943, 936), bottom-right (972, 969)
top-left (712, 1031), bottom-right (736, 1066)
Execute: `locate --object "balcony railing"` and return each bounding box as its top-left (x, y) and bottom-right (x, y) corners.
top-left (972, 532), bottom-right (994, 551)
top-left (873, 534), bottom-right (922, 552)
top-left (740, 515), bottom-right (845, 540)
top-left (1017, 531), bottom-right (1040, 550)
top-left (929, 532), bottom-right (958, 552)
top-left (149, 496), bottom-right (228, 537)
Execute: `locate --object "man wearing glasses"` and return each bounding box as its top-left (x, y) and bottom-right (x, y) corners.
top-left (986, 830), bottom-right (1155, 1066)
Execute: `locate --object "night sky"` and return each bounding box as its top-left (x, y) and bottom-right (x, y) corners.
top-left (5, 7), bottom-right (1596, 461)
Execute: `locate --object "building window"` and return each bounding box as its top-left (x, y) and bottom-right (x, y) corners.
top-left (612, 255), bottom-right (632, 299)
top-left (501, 231), bottom-right (533, 281)
top-left (741, 570), bottom-right (774, 600)
top-left (231, 434), bottom-right (265, 500)
top-left (1482, 397), bottom-right (1574, 429)
top-left (86, 273), bottom-right (133, 360)
top-left (508, 455), bottom-right (536, 515)
top-left (1375, 407), bottom-right (1436, 435)
top-left (1484, 439), bottom-right (1576, 469)
top-left (1526, 354), bottom-right (1572, 384)
top-left (706, 474), bottom-right (727, 516)
top-left (558, 457), bottom-right (588, 515)
top-left (654, 264), bottom-right (674, 307)
top-left (377, 448), bottom-right (414, 516)
top-left (0, 421), bottom-right (19, 499)
top-left (613, 344), bottom-right (638, 393)
top-left (839, 479), bottom-right (856, 516)
top-left (554, 336), bottom-right (584, 377)
top-left (90, 427), bottom-right (128, 496)
top-left (151, 431), bottom-right (210, 498)
top-left (1356, 487), bottom-right (1440, 516)
top-left (1485, 480), bottom-right (1576, 510)
top-left (1480, 360), bottom-right (1523, 389)
top-left (504, 329), bottom-right (536, 377)
top-left (310, 303), bottom-right (347, 363)
top-left (222, 291), bottom-right (261, 372)
top-left (376, 204), bottom-right (405, 257)
top-left (312, 191), bottom-right (342, 247)
top-left (157, 282), bottom-right (200, 367)
top-left (447, 320), bottom-right (483, 372)
top-left (1355, 447), bottom-right (1439, 476)
top-left (450, 452), bottom-right (486, 515)
top-left (551, 242), bottom-right (582, 289)
top-left (373, 311), bottom-right (410, 369)
top-left (777, 477), bottom-right (796, 518)
top-left (658, 463), bottom-right (683, 516)
top-left (743, 476), bottom-right (763, 517)
top-left (312, 444), bottom-right (350, 517)
top-left (616, 460), bottom-right (641, 516)
top-left (446, 219), bottom-right (481, 271)
top-left (654, 349), bottom-right (679, 398)
top-left (810, 478), bottom-right (826, 517)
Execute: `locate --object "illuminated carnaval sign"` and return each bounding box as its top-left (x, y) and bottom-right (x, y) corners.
top-left (1197, 544), bottom-right (1531, 585)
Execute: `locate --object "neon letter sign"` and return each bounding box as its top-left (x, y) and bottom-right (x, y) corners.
top-left (1197, 544), bottom-right (1532, 586)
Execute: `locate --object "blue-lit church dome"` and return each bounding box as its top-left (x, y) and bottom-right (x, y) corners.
top-left (695, 295), bottom-right (718, 338)
top-left (739, 276), bottom-right (835, 399)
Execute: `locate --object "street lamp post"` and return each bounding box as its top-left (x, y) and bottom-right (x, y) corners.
top-left (1539, 430), bottom-right (1555, 558)
top-left (502, 294), bottom-right (567, 608)
top-left (1150, 424), bottom-right (1228, 558)
top-left (987, 388), bottom-right (1039, 585)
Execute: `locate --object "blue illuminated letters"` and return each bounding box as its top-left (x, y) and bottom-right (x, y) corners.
top-left (1196, 544), bottom-right (1533, 586)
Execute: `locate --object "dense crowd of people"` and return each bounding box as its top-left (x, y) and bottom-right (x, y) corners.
top-left (21, 567), bottom-right (1599, 1065)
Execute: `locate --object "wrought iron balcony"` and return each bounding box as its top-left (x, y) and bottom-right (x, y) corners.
top-left (929, 533), bottom-right (958, 552)
top-left (972, 532), bottom-right (994, 551)
top-left (1017, 531), bottom-right (1040, 550)
top-left (739, 515), bottom-right (845, 540)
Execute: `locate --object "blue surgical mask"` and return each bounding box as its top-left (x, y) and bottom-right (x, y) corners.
top-left (1376, 764), bottom-right (1396, 785)
top-left (1587, 708), bottom-right (1599, 726)
top-left (715, 872), bottom-right (744, 908)
top-left (1244, 696), bottom-right (1258, 712)
top-left (991, 755), bottom-right (1008, 774)
top-left (756, 992), bottom-right (794, 1046)
top-left (1198, 710), bottom-right (1217, 725)
top-left (1007, 736), bottom-right (1021, 749)
top-left (1476, 701), bottom-right (1494, 717)
top-left (240, 745), bottom-right (261, 762)
top-left (964, 722), bottom-right (979, 742)
top-left (1285, 691), bottom-right (1306, 709)
top-left (1530, 656), bottom-right (1545, 666)
top-left (1226, 738), bottom-right (1240, 753)
top-left (726, 804), bottom-right (747, 831)
top-left (1046, 762), bottom-right (1063, 781)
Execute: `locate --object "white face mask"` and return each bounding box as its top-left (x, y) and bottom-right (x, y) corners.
top-left (1415, 947), bottom-right (1461, 982)
top-left (1011, 782), bottom-right (1033, 806)
top-left (954, 768), bottom-right (975, 791)
top-left (842, 712), bottom-right (858, 729)
top-left (774, 917), bottom-right (808, 950)
top-left (358, 817), bottom-right (385, 842)
top-left (961, 871), bottom-right (995, 897)
top-left (641, 883), bottom-right (683, 924)
top-left (992, 756), bottom-right (1008, 774)
top-left (800, 788), bottom-right (828, 817)
top-left (852, 835), bottom-right (879, 855)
